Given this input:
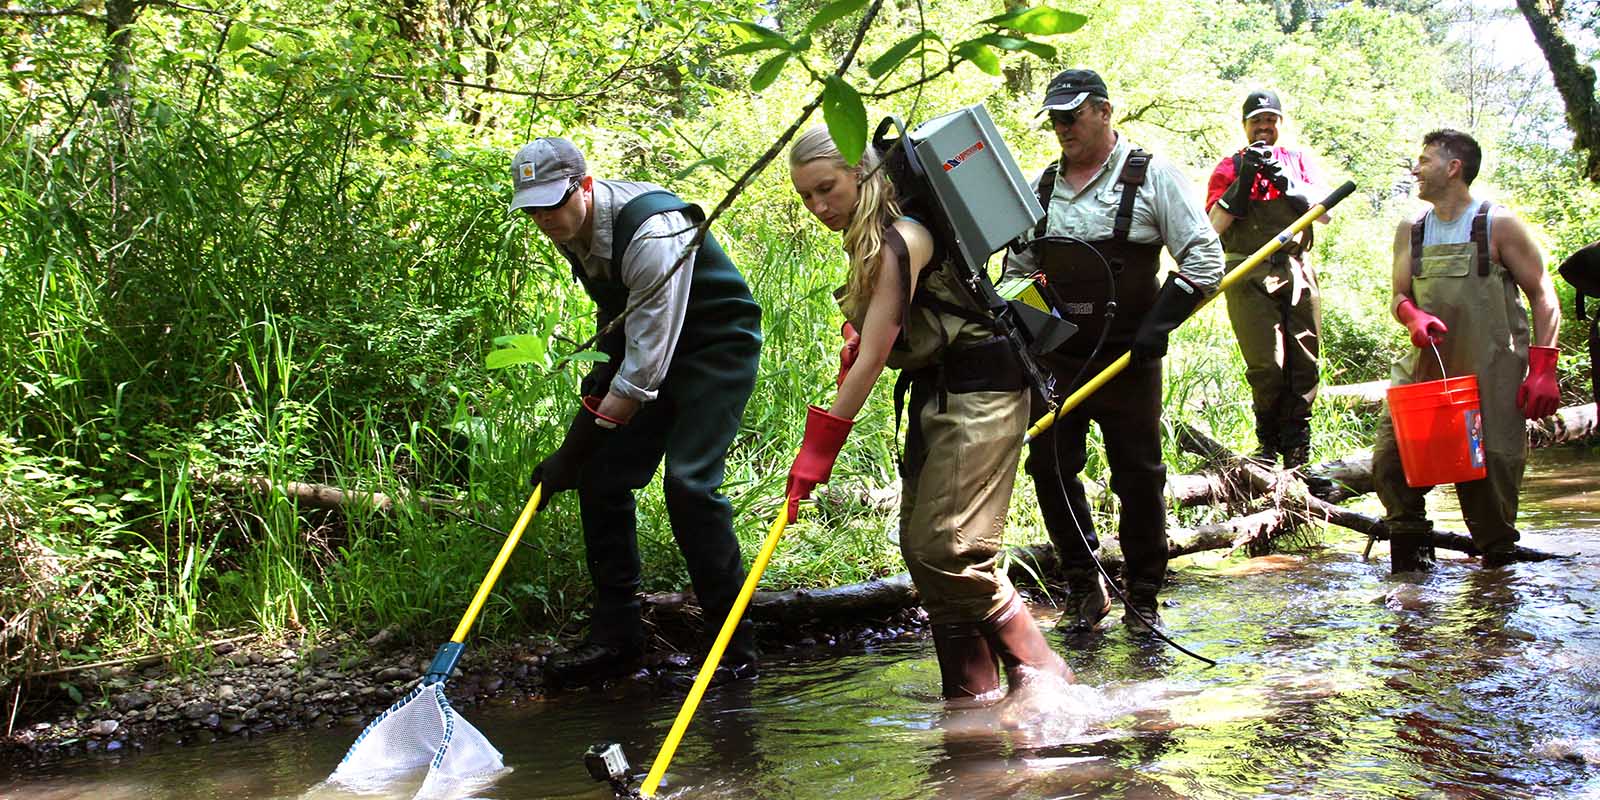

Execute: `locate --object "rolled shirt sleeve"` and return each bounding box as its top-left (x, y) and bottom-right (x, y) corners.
top-left (609, 210), bottom-right (697, 403)
top-left (1146, 157), bottom-right (1225, 293)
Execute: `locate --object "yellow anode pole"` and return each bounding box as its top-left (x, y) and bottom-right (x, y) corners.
top-left (450, 485), bottom-right (543, 644)
top-left (1026, 180), bottom-right (1357, 442)
top-left (639, 505), bottom-right (791, 798)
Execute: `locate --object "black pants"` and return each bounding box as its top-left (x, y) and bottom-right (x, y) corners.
top-left (1024, 355), bottom-right (1167, 595)
top-left (574, 334), bottom-right (761, 663)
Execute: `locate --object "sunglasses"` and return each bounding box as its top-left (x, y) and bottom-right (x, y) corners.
top-left (524, 179), bottom-right (582, 213)
top-left (1047, 107), bottom-right (1087, 127)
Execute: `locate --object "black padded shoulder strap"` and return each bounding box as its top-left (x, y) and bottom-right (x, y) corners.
top-left (1032, 161), bottom-right (1059, 240)
top-left (1113, 148), bottom-right (1151, 242)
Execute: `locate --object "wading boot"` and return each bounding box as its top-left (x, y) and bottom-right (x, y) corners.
top-left (931, 622), bottom-right (1001, 703)
top-left (546, 639), bottom-right (643, 688)
top-left (1061, 567), bottom-right (1112, 633)
top-left (1280, 422), bottom-right (1312, 470)
top-left (1122, 586), bottom-right (1163, 634)
top-left (1480, 544), bottom-right (1518, 570)
top-left (1249, 412), bottom-right (1280, 467)
top-left (979, 594), bottom-right (1075, 689)
top-left (660, 614), bottom-right (759, 693)
top-left (1388, 521), bottom-right (1437, 575)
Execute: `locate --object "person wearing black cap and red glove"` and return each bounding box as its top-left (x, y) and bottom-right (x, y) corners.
top-left (1206, 89), bottom-right (1334, 470)
top-left (511, 137), bottom-right (764, 687)
top-left (1006, 69), bottom-right (1224, 635)
top-left (1372, 129), bottom-right (1562, 573)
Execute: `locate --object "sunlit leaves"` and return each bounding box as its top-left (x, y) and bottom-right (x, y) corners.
top-left (804, 0), bottom-right (869, 35)
top-left (823, 75), bottom-right (866, 164)
top-left (952, 41), bottom-right (1001, 76)
top-left (752, 52), bottom-right (791, 91)
top-left (979, 6), bottom-right (1088, 36)
top-left (867, 31), bottom-right (938, 79)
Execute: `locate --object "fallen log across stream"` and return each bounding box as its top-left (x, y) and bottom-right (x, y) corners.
top-left (1174, 422), bottom-right (1568, 564)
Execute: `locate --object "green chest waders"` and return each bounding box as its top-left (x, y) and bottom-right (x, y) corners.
top-left (1221, 194), bottom-right (1322, 462)
top-left (1373, 201), bottom-right (1529, 564)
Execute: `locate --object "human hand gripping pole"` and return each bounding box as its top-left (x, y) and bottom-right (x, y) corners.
top-left (1026, 180), bottom-right (1358, 442)
top-left (1216, 142), bottom-right (1269, 218)
top-left (785, 405), bottom-right (855, 521)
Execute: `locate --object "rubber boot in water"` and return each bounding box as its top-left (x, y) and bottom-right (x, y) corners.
top-left (1061, 567), bottom-right (1111, 633)
top-left (979, 593), bottom-right (1075, 689)
top-left (1389, 521), bottom-right (1437, 574)
top-left (1279, 421), bottom-right (1312, 470)
top-left (930, 622), bottom-right (1001, 703)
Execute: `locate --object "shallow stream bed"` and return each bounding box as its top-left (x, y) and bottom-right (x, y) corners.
top-left (5, 448), bottom-right (1599, 799)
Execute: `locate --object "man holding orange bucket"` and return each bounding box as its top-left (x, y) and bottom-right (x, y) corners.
top-left (1373, 129), bottom-right (1562, 573)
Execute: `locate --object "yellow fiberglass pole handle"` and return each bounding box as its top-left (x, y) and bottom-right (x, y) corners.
top-left (1026, 180), bottom-right (1358, 442)
top-left (450, 484), bottom-right (542, 644)
top-left (640, 504), bottom-right (790, 798)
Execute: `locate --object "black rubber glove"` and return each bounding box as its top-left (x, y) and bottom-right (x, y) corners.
top-left (1130, 273), bottom-right (1204, 364)
top-left (579, 320), bottom-right (627, 397)
top-left (1258, 157), bottom-right (1314, 216)
top-left (531, 397), bottom-right (621, 509)
top-left (1216, 143), bottom-right (1269, 218)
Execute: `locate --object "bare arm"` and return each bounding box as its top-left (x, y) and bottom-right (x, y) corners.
top-left (1208, 204), bottom-right (1236, 235)
top-left (1492, 210), bottom-right (1561, 347)
top-left (828, 221), bottom-right (931, 420)
top-left (1390, 218), bottom-right (1414, 318)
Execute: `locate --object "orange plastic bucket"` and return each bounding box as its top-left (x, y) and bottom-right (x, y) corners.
top-left (1386, 374), bottom-right (1487, 488)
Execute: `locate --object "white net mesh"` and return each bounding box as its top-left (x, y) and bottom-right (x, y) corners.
top-left (321, 682), bottom-right (507, 799)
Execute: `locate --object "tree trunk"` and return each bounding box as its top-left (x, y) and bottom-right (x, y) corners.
top-left (1514, 0), bottom-right (1600, 182)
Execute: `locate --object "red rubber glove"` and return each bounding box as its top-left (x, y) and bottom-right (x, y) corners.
top-left (1395, 297), bottom-right (1448, 349)
top-left (785, 406), bottom-right (854, 522)
top-left (1518, 345), bottom-right (1560, 419)
top-left (838, 322), bottom-right (861, 389)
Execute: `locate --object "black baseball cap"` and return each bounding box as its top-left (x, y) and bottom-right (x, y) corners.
top-left (1041, 69), bottom-right (1109, 113)
top-left (1242, 89), bottom-right (1284, 120)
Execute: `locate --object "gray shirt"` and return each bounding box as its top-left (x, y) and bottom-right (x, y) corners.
top-left (562, 179), bottom-right (697, 403)
top-left (1004, 133), bottom-right (1224, 292)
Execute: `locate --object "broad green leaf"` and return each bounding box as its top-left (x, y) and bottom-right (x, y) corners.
top-left (953, 41), bottom-right (1001, 75)
top-left (726, 39), bottom-right (791, 56)
top-left (978, 6), bottom-right (1088, 36)
top-left (804, 0), bottom-right (869, 36)
top-left (225, 26), bottom-right (258, 53)
top-left (730, 20), bottom-right (788, 44)
top-left (751, 52), bottom-right (790, 92)
top-left (823, 76), bottom-right (867, 165)
top-left (554, 351), bottom-right (613, 368)
top-left (868, 32), bottom-right (936, 79)
top-left (671, 156), bottom-right (727, 181)
top-left (974, 32), bottom-right (1056, 60)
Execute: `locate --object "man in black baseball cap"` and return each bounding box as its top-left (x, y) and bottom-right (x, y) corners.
top-left (511, 137), bottom-right (764, 690)
top-left (1205, 89), bottom-right (1332, 470)
top-left (1007, 68), bottom-right (1224, 635)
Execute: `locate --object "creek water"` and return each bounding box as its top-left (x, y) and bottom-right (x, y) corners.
top-left (4, 447), bottom-right (1599, 799)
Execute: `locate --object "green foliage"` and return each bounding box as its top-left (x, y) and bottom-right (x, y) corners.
top-left (0, 0), bottom-right (1591, 676)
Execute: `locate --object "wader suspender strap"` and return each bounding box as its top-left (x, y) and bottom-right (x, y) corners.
top-left (1470, 201), bottom-right (1491, 276)
top-left (1029, 150), bottom-right (1150, 244)
top-left (1410, 201), bottom-right (1493, 277)
top-left (1113, 150), bottom-right (1150, 242)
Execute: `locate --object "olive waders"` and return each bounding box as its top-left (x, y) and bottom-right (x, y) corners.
top-left (1373, 201), bottom-right (1529, 572)
top-left (1023, 153), bottom-right (1169, 632)
top-left (849, 223), bottom-right (1072, 700)
top-left (556, 185), bottom-right (763, 675)
top-left (1221, 194), bottom-right (1321, 467)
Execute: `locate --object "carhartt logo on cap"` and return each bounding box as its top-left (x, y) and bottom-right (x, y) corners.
top-left (520, 163), bottom-right (535, 182)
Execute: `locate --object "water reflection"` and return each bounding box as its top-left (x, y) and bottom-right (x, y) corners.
top-left (4, 448), bottom-right (1599, 799)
